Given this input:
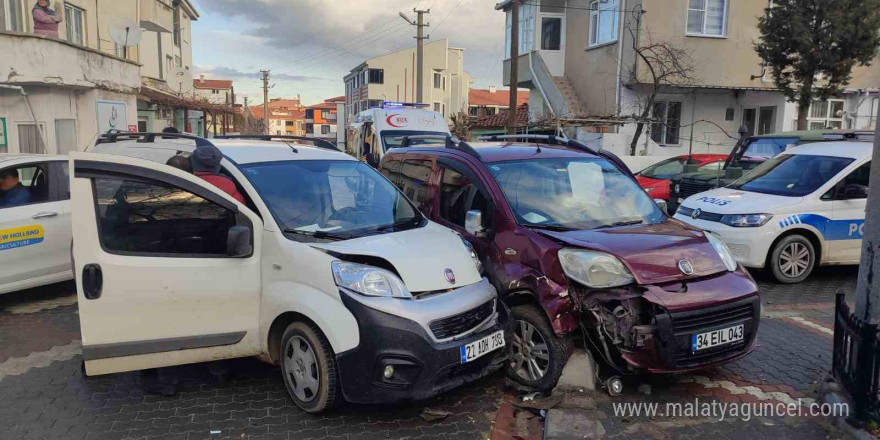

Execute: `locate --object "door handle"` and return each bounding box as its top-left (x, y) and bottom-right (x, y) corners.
top-left (82, 264), bottom-right (103, 300)
top-left (32, 212), bottom-right (58, 219)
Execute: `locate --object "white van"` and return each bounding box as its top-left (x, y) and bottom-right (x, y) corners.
top-left (75, 133), bottom-right (507, 412)
top-left (346, 102), bottom-right (450, 166)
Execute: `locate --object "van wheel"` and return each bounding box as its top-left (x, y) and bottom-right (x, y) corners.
top-left (279, 322), bottom-right (339, 413)
top-left (504, 305), bottom-right (570, 390)
top-left (769, 234), bottom-right (816, 284)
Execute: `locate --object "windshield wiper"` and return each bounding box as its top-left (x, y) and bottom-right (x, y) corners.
top-left (282, 229), bottom-right (350, 240)
top-left (527, 224), bottom-right (577, 232)
top-left (354, 216), bottom-right (424, 236)
top-left (594, 220), bottom-right (644, 230)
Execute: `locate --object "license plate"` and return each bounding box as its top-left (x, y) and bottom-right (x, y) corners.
top-left (460, 330), bottom-right (505, 364)
top-left (691, 325), bottom-right (744, 351)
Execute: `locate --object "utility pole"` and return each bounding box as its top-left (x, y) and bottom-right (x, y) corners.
top-left (400, 9), bottom-right (429, 103)
top-left (507, 0), bottom-right (519, 134)
top-left (855, 110), bottom-right (880, 323)
top-left (261, 70), bottom-right (270, 135)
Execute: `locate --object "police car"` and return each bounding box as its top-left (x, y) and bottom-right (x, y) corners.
top-left (0, 155), bottom-right (72, 294)
top-left (674, 138), bottom-right (871, 283)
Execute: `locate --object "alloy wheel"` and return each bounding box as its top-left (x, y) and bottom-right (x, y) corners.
top-left (778, 241), bottom-right (811, 279)
top-left (509, 320), bottom-right (550, 381)
top-left (283, 336), bottom-right (320, 402)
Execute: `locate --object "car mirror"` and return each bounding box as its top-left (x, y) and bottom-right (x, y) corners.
top-left (227, 225), bottom-right (253, 257)
top-left (465, 210), bottom-right (486, 237)
top-left (653, 199), bottom-right (668, 215)
top-left (841, 184), bottom-right (869, 200)
top-left (725, 167), bottom-right (743, 179)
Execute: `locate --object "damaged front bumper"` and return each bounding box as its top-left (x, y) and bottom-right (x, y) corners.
top-left (575, 267), bottom-right (760, 373)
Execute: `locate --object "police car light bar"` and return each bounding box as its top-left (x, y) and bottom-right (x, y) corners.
top-left (382, 101), bottom-right (431, 109)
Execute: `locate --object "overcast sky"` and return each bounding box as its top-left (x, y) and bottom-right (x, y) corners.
top-left (189, 0), bottom-right (507, 106)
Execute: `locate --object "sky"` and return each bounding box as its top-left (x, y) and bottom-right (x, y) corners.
top-left (189, 0), bottom-right (507, 107)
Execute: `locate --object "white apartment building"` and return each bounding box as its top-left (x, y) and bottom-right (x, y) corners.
top-left (343, 39), bottom-right (473, 121)
top-left (193, 75), bottom-right (235, 105)
top-left (0, 0), bottom-right (202, 154)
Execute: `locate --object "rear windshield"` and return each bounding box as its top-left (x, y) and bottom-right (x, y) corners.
top-left (729, 154), bottom-right (854, 197)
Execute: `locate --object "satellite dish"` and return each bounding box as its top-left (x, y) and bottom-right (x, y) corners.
top-left (109, 19), bottom-right (142, 48)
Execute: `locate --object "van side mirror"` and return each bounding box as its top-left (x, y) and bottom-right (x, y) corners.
top-left (725, 167), bottom-right (743, 179)
top-left (227, 225), bottom-right (253, 257)
top-left (465, 210), bottom-right (487, 237)
top-left (653, 199), bottom-right (668, 215)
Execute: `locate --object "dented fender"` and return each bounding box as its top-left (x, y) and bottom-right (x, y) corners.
top-left (500, 263), bottom-right (578, 335)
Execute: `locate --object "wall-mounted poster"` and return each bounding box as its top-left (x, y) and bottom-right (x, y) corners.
top-left (96, 101), bottom-right (128, 134)
top-left (0, 118), bottom-right (7, 153)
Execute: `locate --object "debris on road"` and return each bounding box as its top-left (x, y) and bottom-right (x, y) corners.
top-left (420, 407), bottom-right (451, 422)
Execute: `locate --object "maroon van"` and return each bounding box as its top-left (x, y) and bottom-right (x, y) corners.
top-left (379, 135), bottom-right (760, 391)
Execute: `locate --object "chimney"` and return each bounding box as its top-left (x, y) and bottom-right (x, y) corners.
top-left (489, 86), bottom-right (497, 93)
top-left (199, 74), bottom-right (205, 83)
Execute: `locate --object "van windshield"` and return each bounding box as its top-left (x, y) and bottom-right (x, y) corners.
top-left (382, 130), bottom-right (448, 151)
top-left (728, 154), bottom-right (854, 197)
top-left (241, 160), bottom-right (422, 240)
top-left (488, 158), bottom-right (664, 230)
top-left (733, 137), bottom-right (799, 169)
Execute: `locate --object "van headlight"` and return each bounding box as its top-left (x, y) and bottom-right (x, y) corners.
top-left (461, 238), bottom-right (484, 274)
top-left (720, 213), bottom-right (772, 227)
top-left (558, 249), bottom-right (634, 288)
top-left (331, 261), bottom-right (412, 299)
top-left (704, 232), bottom-right (737, 272)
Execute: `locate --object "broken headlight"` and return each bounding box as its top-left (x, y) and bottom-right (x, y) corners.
top-left (558, 248), bottom-right (634, 288)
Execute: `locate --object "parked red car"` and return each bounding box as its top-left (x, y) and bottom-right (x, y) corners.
top-left (636, 154), bottom-right (727, 201)
top-left (380, 136), bottom-right (759, 392)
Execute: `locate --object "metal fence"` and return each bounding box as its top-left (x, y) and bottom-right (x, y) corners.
top-left (833, 291), bottom-right (880, 421)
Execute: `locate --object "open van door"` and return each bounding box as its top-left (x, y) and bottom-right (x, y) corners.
top-left (70, 152), bottom-right (263, 376)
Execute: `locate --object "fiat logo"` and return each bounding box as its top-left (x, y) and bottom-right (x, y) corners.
top-left (678, 259), bottom-right (695, 275)
top-left (691, 208), bottom-right (702, 219)
top-left (444, 268), bottom-right (456, 284)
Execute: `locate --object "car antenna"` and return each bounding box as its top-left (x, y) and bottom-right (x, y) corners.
top-left (284, 142), bottom-right (298, 153)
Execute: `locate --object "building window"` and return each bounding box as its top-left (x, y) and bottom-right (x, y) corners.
top-left (505, 2), bottom-right (537, 57)
top-left (434, 102), bottom-right (442, 113)
top-left (64, 3), bottom-right (85, 45)
top-left (285, 121), bottom-right (293, 127)
top-left (796, 99), bottom-right (846, 130)
top-left (0, 117), bottom-right (7, 153)
top-left (321, 110), bottom-right (330, 119)
top-left (589, 0), bottom-right (619, 47)
top-left (369, 69), bottom-right (384, 84)
top-left (17, 123), bottom-right (46, 154)
top-left (2, 0), bottom-right (24, 32)
top-left (173, 6), bottom-right (181, 47)
top-left (321, 125), bottom-right (331, 135)
top-left (541, 17), bottom-right (562, 50)
top-left (54, 119), bottom-right (77, 154)
top-left (175, 55), bottom-right (182, 68)
top-left (368, 99), bottom-right (383, 109)
top-left (433, 72), bottom-right (442, 89)
top-left (686, 0), bottom-right (727, 36)
top-left (650, 101), bottom-right (682, 145)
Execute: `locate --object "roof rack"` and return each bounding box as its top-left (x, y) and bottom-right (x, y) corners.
top-left (213, 135), bottom-right (339, 151)
top-left (95, 132), bottom-right (215, 148)
top-left (477, 134), bottom-right (635, 177)
top-left (822, 131), bottom-right (875, 142)
top-left (399, 135), bottom-right (482, 159)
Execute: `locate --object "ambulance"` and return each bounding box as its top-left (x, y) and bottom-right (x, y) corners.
top-left (675, 134), bottom-right (873, 283)
top-left (346, 102), bottom-right (450, 167)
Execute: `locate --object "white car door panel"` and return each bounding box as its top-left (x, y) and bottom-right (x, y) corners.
top-left (828, 161), bottom-right (870, 264)
top-left (70, 152), bottom-right (263, 375)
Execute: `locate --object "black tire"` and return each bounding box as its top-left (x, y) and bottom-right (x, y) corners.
top-left (769, 234), bottom-right (816, 284)
top-left (504, 304), bottom-right (571, 390)
top-left (279, 322), bottom-right (340, 413)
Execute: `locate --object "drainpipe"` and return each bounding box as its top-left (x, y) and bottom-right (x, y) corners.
top-left (614, 0), bottom-right (628, 116)
top-left (527, 50), bottom-right (555, 117)
top-left (0, 85), bottom-right (47, 154)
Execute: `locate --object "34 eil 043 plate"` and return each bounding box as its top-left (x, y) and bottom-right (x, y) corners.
top-left (692, 324), bottom-right (744, 351)
top-left (460, 330), bottom-right (505, 364)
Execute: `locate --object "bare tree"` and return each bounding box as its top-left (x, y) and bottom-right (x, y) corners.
top-left (449, 111), bottom-right (471, 141)
top-left (625, 17), bottom-right (697, 155)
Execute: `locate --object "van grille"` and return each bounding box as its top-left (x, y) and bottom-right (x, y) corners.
top-left (676, 206), bottom-right (723, 223)
top-left (667, 299), bottom-right (757, 368)
top-left (429, 300), bottom-right (494, 340)
top-left (678, 181), bottom-right (714, 199)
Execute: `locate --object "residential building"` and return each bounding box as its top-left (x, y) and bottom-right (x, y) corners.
top-left (193, 75), bottom-right (236, 134)
top-left (0, 0), bottom-right (142, 154)
top-left (343, 39), bottom-right (473, 121)
top-left (496, 0), bottom-right (880, 156)
top-left (468, 86), bottom-right (529, 119)
top-left (251, 97), bottom-right (305, 136)
top-left (471, 103), bottom-right (532, 137)
top-left (305, 96), bottom-right (344, 142)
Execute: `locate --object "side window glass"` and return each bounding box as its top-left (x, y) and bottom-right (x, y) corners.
top-left (379, 158), bottom-right (403, 190)
top-left (698, 161), bottom-right (723, 172)
top-left (0, 164), bottom-right (50, 208)
top-left (56, 162), bottom-right (70, 201)
top-left (840, 161), bottom-right (870, 200)
top-left (400, 159), bottom-right (432, 207)
top-left (94, 177), bottom-right (237, 256)
top-left (438, 165), bottom-right (488, 228)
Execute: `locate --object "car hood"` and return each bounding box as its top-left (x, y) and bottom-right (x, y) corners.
top-left (680, 187), bottom-right (802, 214)
top-left (636, 175), bottom-right (668, 188)
top-left (535, 220), bottom-right (728, 285)
top-left (310, 221), bottom-right (482, 292)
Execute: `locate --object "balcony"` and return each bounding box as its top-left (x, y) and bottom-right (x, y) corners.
top-left (0, 32), bottom-right (140, 93)
top-left (140, 0), bottom-right (174, 33)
